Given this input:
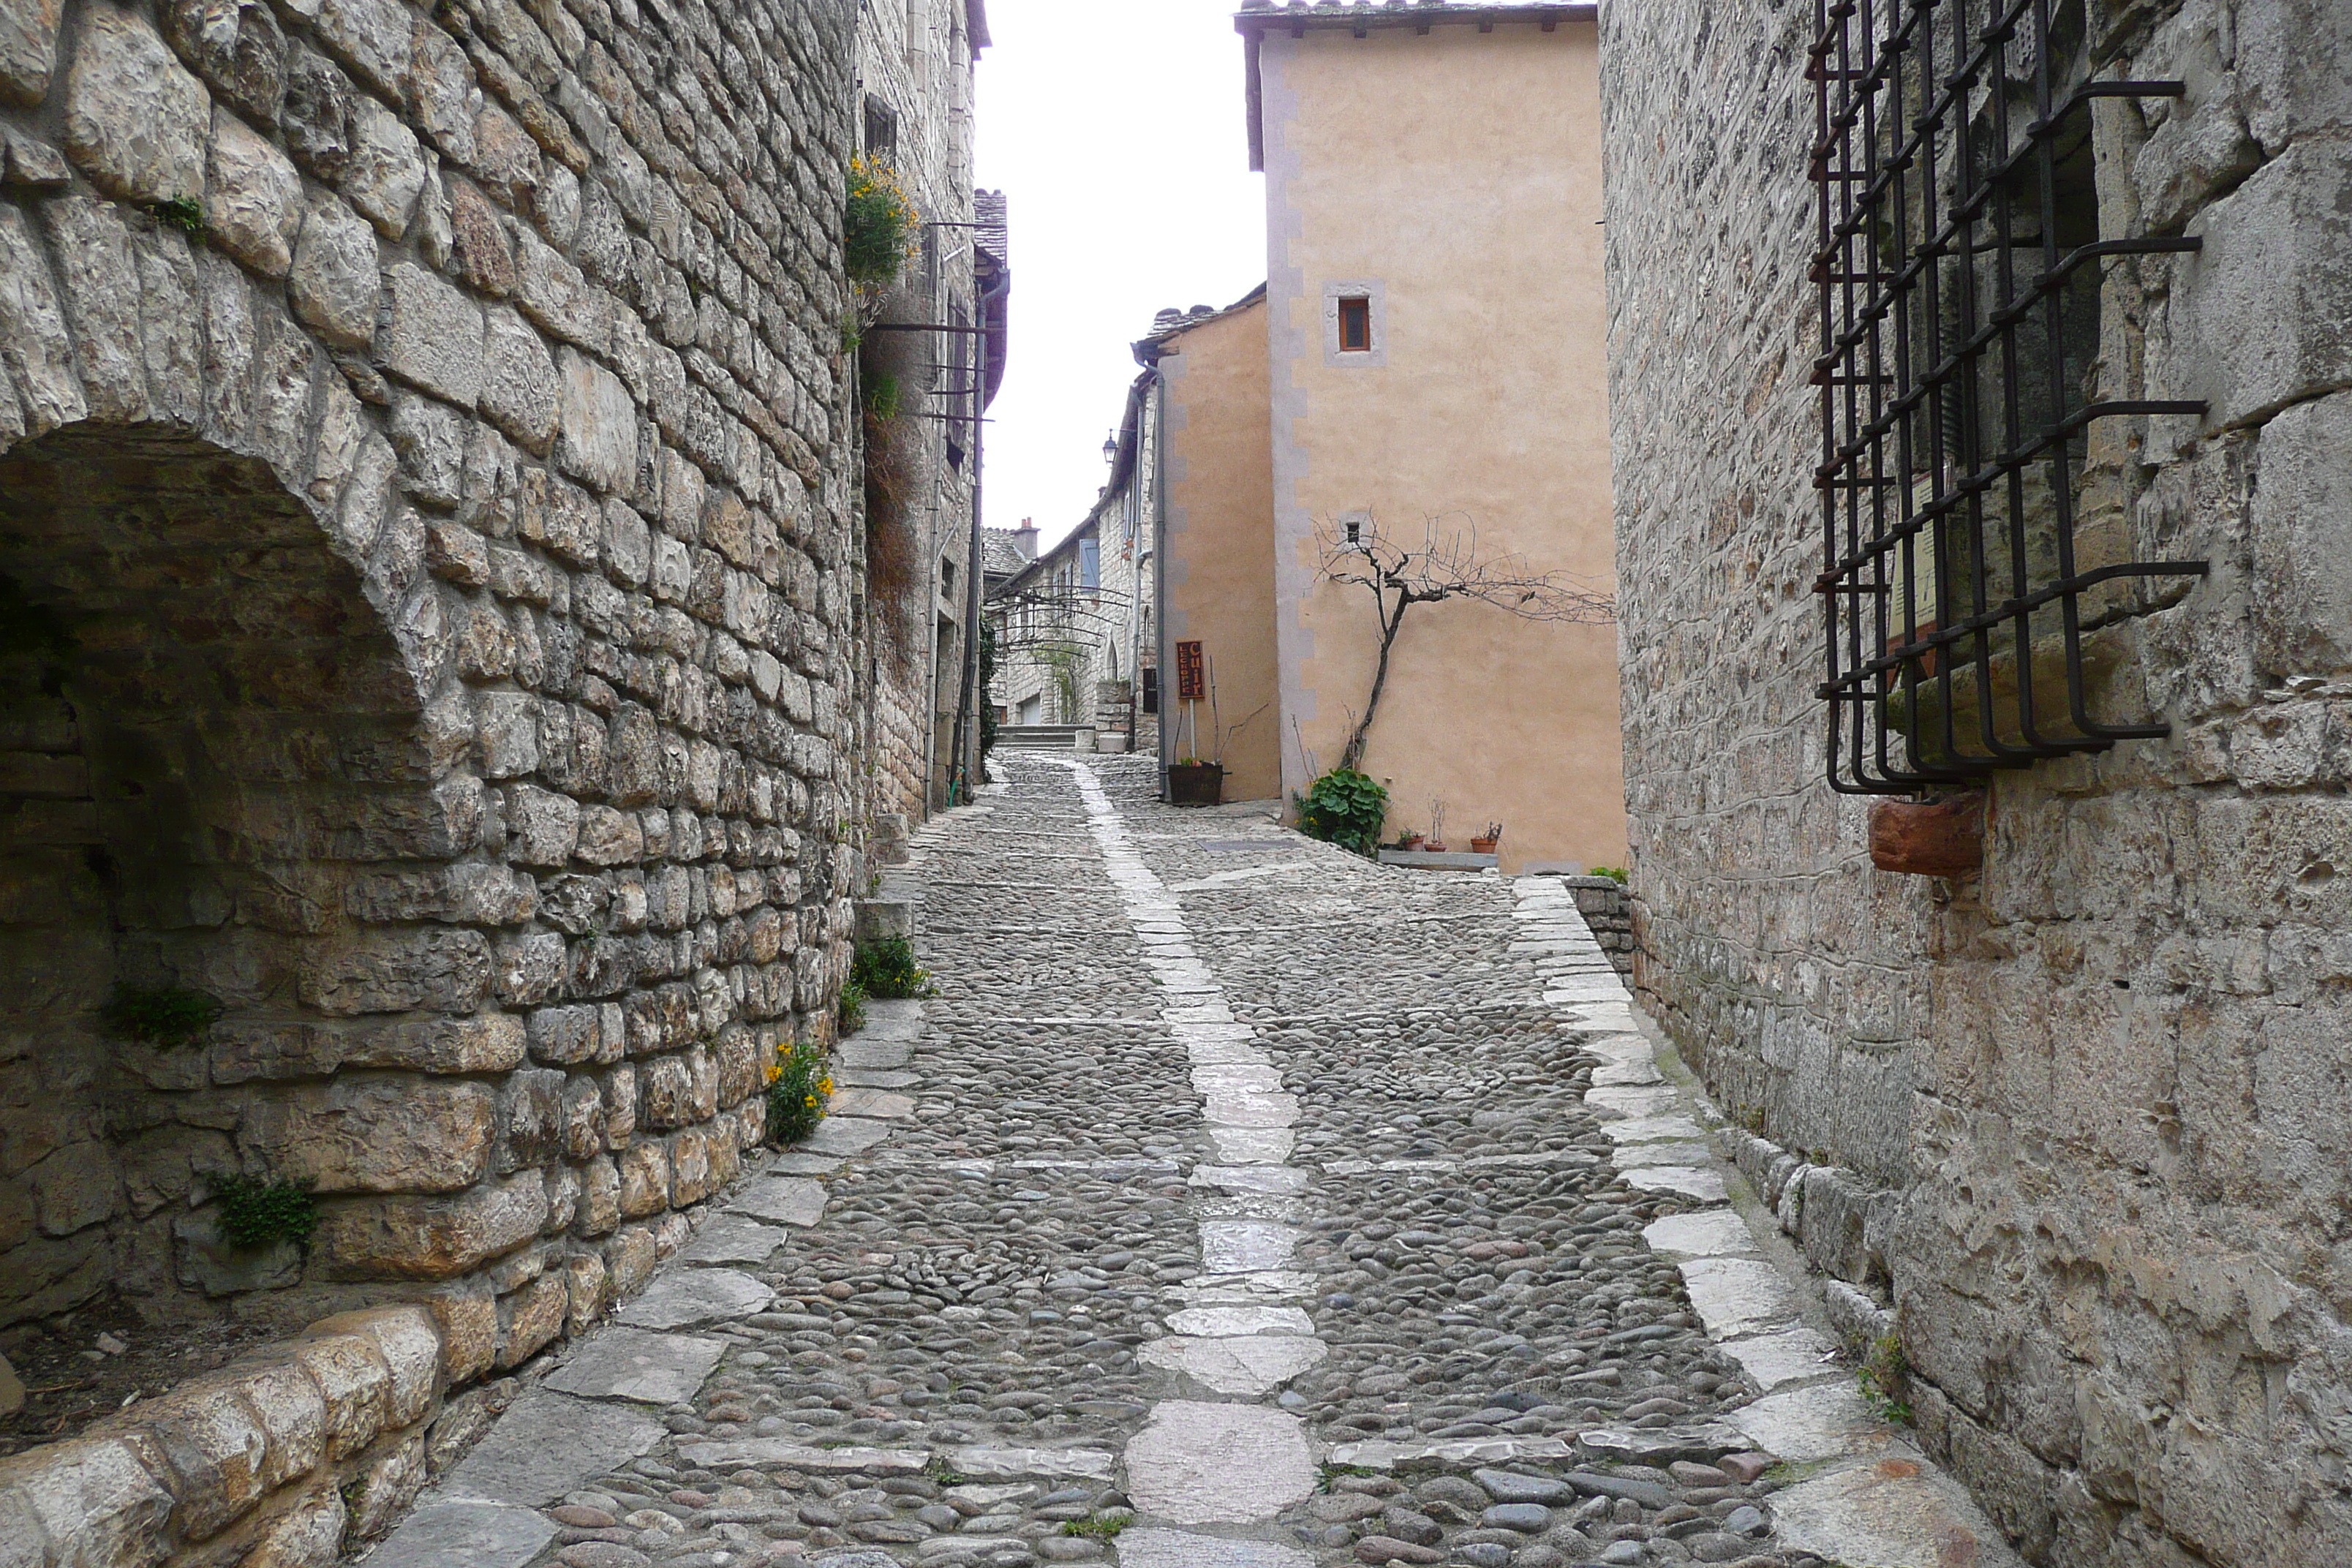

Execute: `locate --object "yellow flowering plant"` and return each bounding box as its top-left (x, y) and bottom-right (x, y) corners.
top-left (845, 155), bottom-right (920, 292)
top-left (766, 1037), bottom-right (833, 1145)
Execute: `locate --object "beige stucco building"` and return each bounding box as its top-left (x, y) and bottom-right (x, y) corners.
top-left (1173, 0), bottom-right (1624, 872)
top-left (1147, 290), bottom-right (1284, 801)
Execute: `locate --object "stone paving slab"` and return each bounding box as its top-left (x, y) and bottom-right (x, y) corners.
top-left (1123, 1401), bottom-right (1316, 1526)
top-left (800, 1115), bottom-right (894, 1154)
top-left (766, 1150), bottom-right (848, 1175)
top-left (677, 1213), bottom-right (793, 1264)
top-left (1199, 1219), bottom-right (1301, 1272)
top-left (1207, 1126), bottom-right (1294, 1163)
top-left (829, 1087), bottom-right (918, 1118)
top-left (945, 1444), bottom-right (1118, 1480)
top-left (1618, 1164), bottom-right (1730, 1200)
top-left (728, 1175), bottom-right (831, 1226)
top-left (835, 1068), bottom-right (921, 1088)
top-left (1327, 1435), bottom-right (1576, 1470)
top-left (1164, 1303), bottom-right (1317, 1338)
top-left (1717, 1323), bottom-right (1843, 1390)
top-left (1642, 1209), bottom-right (1757, 1256)
top-left (1771, 1452), bottom-right (2030, 1568)
top-left (1113, 1530), bottom-right (1316, 1568)
top-left (543, 1327), bottom-right (727, 1406)
top-left (440, 1390), bottom-right (666, 1506)
top-left (1678, 1254), bottom-right (1804, 1338)
top-left (1138, 1334), bottom-right (1329, 1395)
top-left (360, 1497), bottom-right (557, 1568)
top-left (671, 1439), bottom-right (929, 1472)
top-left (838, 1038), bottom-right (915, 1069)
top-left (1727, 1379), bottom-right (1886, 1463)
top-left (612, 1265), bottom-right (774, 1329)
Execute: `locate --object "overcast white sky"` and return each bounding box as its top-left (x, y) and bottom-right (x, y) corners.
top-left (973, 0), bottom-right (1267, 547)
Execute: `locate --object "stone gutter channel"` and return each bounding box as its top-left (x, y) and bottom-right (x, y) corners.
top-left (1500, 881), bottom-right (2024, 1568)
top-left (1052, 758), bottom-right (1324, 1568)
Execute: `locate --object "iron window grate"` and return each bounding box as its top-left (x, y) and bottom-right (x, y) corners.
top-left (1807, 0), bottom-right (2209, 795)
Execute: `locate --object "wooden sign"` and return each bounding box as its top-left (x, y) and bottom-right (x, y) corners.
top-left (1175, 641), bottom-right (1206, 701)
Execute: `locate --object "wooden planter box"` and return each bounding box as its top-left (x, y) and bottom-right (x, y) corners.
top-left (1168, 763), bottom-right (1224, 806)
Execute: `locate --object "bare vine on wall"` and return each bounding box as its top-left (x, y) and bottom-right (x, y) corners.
top-left (1315, 512), bottom-right (1616, 772)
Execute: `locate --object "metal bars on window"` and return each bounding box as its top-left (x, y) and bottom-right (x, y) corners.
top-left (1808, 0), bottom-right (2208, 795)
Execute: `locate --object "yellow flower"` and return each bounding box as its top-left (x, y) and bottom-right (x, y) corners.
top-left (804, 1095), bottom-right (818, 1108)
top-left (818, 1077), bottom-right (834, 1096)
top-left (765, 1063), bottom-right (783, 1084)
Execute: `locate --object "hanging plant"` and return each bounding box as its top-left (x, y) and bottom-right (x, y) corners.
top-left (845, 154), bottom-right (921, 294)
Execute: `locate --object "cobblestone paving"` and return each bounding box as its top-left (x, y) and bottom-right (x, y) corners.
top-left (369, 756), bottom-right (1863, 1568)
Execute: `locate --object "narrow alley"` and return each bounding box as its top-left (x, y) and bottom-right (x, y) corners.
top-left (363, 757), bottom-right (2011, 1568)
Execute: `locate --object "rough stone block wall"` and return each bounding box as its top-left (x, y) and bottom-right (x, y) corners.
top-left (0, 0), bottom-right (864, 1518)
top-left (1600, 1), bottom-right (2352, 1564)
top-left (1561, 875), bottom-right (1632, 978)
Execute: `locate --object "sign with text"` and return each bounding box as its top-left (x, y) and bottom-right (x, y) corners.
top-left (1175, 641), bottom-right (1206, 701)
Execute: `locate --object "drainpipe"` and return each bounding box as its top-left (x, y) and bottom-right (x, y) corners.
top-left (1149, 363), bottom-right (1170, 796)
top-left (951, 263), bottom-right (1009, 799)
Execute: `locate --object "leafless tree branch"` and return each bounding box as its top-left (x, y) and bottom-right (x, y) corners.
top-left (1314, 511), bottom-right (1615, 772)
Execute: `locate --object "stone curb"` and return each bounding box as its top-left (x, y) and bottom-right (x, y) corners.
top-left (0, 1305), bottom-right (448, 1567)
top-left (1512, 875), bottom-right (2027, 1568)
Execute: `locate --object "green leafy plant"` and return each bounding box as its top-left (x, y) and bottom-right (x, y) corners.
top-left (214, 1175), bottom-right (320, 1249)
top-left (862, 370), bottom-right (902, 420)
top-left (1060, 1518), bottom-right (1128, 1539)
top-left (852, 935), bottom-right (935, 1000)
top-left (105, 985), bottom-right (223, 1048)
top-left (1316, 1462), bottom-right (1382, 1493)
top-left (766, 1037), bottom-right (834, 1145)
top-left (1293, 768), bottom-right (1390, 857)
top-left (976, 616), bottom-right (999, 764)
top-left (844, 155), bottom-right (919, 287)
top-left (1588, 865), bottom-right (1629, 884)
top-left (153, 196), bottom-right (206, 238)
top-left (838, 974), bottom-right (869, 1036)
top-left (1859, 1331), bottom-right (1913, 1425)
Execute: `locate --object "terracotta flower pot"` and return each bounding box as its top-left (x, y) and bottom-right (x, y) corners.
top-left (1470, 837), bottom-right (1499, 853)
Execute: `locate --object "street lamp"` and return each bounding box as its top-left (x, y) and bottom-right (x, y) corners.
top-left (1102, 431), bottom-right (1117, 466)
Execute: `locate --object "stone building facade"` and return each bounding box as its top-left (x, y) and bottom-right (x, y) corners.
top-left (0, 0), bottom-right (908, 1549)
top-left (987, 359), bottom-right (1160, 755)
top-left (853, 0), bottom-right (1000, 819)
top-left (1602, 0), bottom-right (2352, 1563)
top-left (1147, 287), bottom-right (1280, 799)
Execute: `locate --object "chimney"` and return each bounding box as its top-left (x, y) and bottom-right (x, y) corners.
top-left (1013, 519), bottom-right (1039, 561)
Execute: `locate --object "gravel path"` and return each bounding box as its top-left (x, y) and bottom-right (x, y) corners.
top-left (364, 755), bottom-right (1864, 1568)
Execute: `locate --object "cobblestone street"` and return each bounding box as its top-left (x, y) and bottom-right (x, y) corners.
top-left (369, 756), bottom-right (2009, 1568)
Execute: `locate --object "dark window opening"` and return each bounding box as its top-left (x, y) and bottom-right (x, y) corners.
top-left (864, 96), bottom-right (899, 157)
top-left (1807, 0), bottom-right (2207, 795)
top-left (1141, 667), bottom-right (1160, 715)
top-left (1337, 295), bottom-right (1372, 353)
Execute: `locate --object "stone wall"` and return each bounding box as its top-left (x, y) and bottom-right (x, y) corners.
top-left (853, 0), bottom-right (980, 821)
top-left (0, 0), bottom-right (868, 1540)
top-left (1600, 0), bottom-right (2352, 1564)
top-left (1559, 875), bottom-right (1631, 979)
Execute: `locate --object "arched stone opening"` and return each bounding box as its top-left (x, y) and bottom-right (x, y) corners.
top-left (0, 423), bottom-right (441, 1335)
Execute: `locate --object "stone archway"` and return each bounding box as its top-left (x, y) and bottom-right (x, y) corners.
top-left (0, 423), bottom-right (451, 1330)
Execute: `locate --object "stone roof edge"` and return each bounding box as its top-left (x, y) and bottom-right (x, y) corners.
top-left (1134, 282), bottom-right (1270, 361)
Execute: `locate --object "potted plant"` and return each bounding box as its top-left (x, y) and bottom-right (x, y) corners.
top-left (1398, 830), bottom-right (1425, 851)
top-left (1424, 801), bottom-right (1447, 853)
top-left (1470, 821), bottom-right (1503, 854)
top-left (1169, 756), bottom-right (1224, 806)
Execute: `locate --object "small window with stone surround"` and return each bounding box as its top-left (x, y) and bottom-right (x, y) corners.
top-left (1337, 295), bottom-right (1372, 353)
